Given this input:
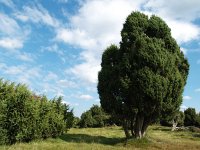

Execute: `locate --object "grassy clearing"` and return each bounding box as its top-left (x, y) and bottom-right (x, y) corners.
top-left (1, 125), bottom-right (200, 150)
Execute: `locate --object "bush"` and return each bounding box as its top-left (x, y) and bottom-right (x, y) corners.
top-left (160, 111), bottom-right (185, 127)
top-left (195, 113), bottom-right (200, 128)
top-left (0, 79), bottom-right (73, 145)
top-left (79, 105), bottom-right (109, 128)
top-left (184, 108), bottom-right (197, 127)
top-left (188, 126), bottom-right (200, 133)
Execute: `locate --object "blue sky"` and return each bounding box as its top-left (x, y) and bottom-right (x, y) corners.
top-left (0, 0), bottom-right (200, 117)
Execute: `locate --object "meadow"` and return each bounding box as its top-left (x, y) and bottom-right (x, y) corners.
top-left (1, 125), bottom-right (200, 150)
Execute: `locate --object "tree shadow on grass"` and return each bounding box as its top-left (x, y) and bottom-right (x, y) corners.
top-left (59, 133), bottom-right (125, 145)
top-left (193, 133), bottom-right (200, 138)
top-left (152, 126), bottom-right (171, 132)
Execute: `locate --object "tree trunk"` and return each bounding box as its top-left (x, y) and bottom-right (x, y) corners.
top-left (130, 119), bottom-right (135, 137)
top-left (171, 120), bottom-right (178, 131)
top-left (134, 114), bottom-right (144, 139)
top-left (141, 121), bottom-right (149, 137)
top-left (123, 119), bottom-right (131, 139)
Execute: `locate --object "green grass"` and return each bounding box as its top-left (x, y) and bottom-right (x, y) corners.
top-left (1, 125), bottom-right (200, 150)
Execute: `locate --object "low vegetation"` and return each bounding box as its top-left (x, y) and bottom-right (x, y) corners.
top-left (79, 105), bottom-right (109, 128)
top-left (0, 79), bottom-right (74, 145)
top-left (1, 125), bottom-right (200, 150)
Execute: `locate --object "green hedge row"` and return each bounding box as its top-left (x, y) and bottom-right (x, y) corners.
top-left (0, 79), bottom-right (73, 145)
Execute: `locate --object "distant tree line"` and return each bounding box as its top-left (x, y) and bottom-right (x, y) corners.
top-left (184, 108), bottom-right (200, 127)
top-left (77, 105), bottom-right (200, 131)
top-left (72, 105), bottom-right (121, 128)
top-left (160, 108), bottom-right (200, 128)
top-left (0, 79), bottom-right (74, 145)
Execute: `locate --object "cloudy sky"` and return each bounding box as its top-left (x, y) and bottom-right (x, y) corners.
top-left (0, 0), bottom-right (200, 116)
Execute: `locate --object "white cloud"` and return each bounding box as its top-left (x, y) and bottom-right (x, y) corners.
top-left (62, 101), bottom-right (79, 107)
top-left (0, 0), bottom-right (15, 9)
top-left (57, 0), bottom-right (68, 3)
top-left (180, 47), bottom-right (188, 55)
top-left (1, 64), bottom-right (42, 85)
top-left (56, 91), bottom-right (65, 97)
top-left (62, 101), bottom-right (70, 105)
top-left (0, 13), bottom-right (29, 50)
top-left (0, 13), bottom-right (20, 36)
top-left (166, 19), bottom-right (200, 44)
top-left (144, 0), bottom-right (200, 22)
top-left (17, 67), bottom-right (42, 85)
top-left (0, 63), bottom-right (6, 69)
top-left (0, 12), bottom-right (32, 63)
top-left (42, 44), bottom-right (64, 57)
top-left (69, 62), bottom-right (100, 84)
top-left (16, 52), bottom-right (34, 62)
top-left (144, 0), bottom-right (200, 44)
top-left (56, 28), bottom-right (97, 50)
top-left (40, 78), bottom-right (77, 97)
top-left (0, 38), bottom-right (23, 49)
top-left (4, 65), bottom-right (26, 75)
top-left (195, 88), bottom-right (200, 92)
top-left (57, 0), bottom-right (200, 85)
top-left (183, 96), bottom-right (192, 100)
top-left (57, 79), bottom-right (77, 88)
top-left (57, 0), bottom-right (146, 84)
top-left (41, 44), bottom-right (69, 63)
top-left (180, 105), bottom-right (188, 111)
top-left (44, 72), bottom-right (58, 81)
top-left (79, 94), bottom-right (93, 100)
top-left (15, 4), bottom-right (60, 28)
top-left (95, 99), bottom-right (100, 102)
top-left (39, 82), bottom-right (65, 97)
top-left (73, 103), bottom-right (79, 106)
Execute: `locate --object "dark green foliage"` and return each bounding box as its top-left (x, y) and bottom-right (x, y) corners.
top-left (73, 117), bottom-right (80, 128)
top-left (98, 12), bottom-right (189, 138)
top-left (64, 108), bottom-right (75, 130)
top-left (79, 111), bottom-right (95, 128)
top-left (177, 111), bottom-right (185, 126)
top-left (188, 126), bottom-right (200, 133)
top-left (184, 108), bottom-right (199, 127)
top-left (196, 113), bottom-right (200, 128)
top-left (160, 111), bottom-right (185, 127)
top-left (0, 79), bottom-right (74, 145)
top-left (184, 108), bottom-right (196, 126)
top-left (79, 105), bottom-right (109, 128)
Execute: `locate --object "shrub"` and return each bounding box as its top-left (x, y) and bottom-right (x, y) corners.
top-left (0, 79), bottom-right (73, 145)
top-left (79, 105), bottom-right (109, 128)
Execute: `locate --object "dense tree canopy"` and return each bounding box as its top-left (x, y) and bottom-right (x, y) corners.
top-left (0, 79), bottom-right (74, 145)
top-left (98, 12), bottom-right (189, 138)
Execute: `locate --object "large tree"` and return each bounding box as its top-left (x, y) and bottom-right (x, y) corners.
top-left (98, 12), bottom-right (189, 139)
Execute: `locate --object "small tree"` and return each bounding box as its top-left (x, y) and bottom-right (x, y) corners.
top-left (196, 113), bottom-right (200, 128)
top-left (79, 105), bottom-right (109, 128)
top-left (73, 117), bottom-right (80, 128)
top-left (184, 108), bottom-right (197, 126)
top-left (79, 111), bottom-right (95, 128)
top-left (160, 111), bottom-right (185, 129)
top-left (98, 12), bottom-right (189, 139)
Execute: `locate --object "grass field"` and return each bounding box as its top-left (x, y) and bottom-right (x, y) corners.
top-left (1, 125), bottom-right (200, 150)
